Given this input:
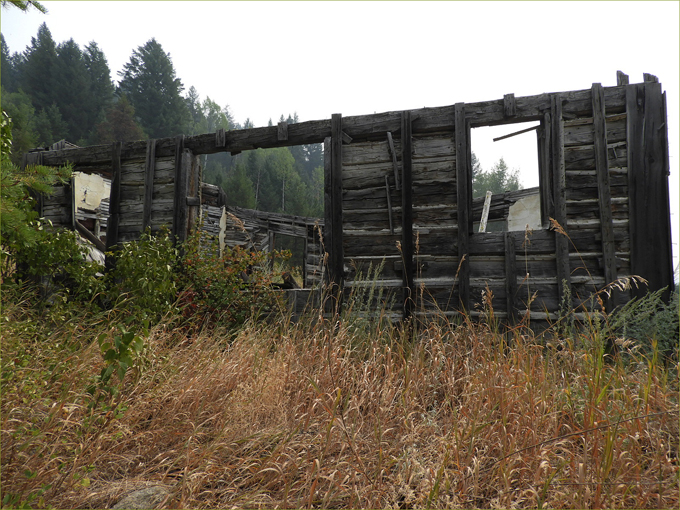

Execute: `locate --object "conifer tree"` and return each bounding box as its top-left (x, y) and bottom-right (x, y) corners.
top-left (118, 38), bottom-right (189, 139)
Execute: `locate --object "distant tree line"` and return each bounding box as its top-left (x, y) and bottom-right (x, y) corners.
top-left (1, 23), bottom-right (324, 222)
top-left (1, 21), bottom-right (519, 228)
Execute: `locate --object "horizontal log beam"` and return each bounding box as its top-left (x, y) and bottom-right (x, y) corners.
top-left (38, 85), bottom-right (629, 166)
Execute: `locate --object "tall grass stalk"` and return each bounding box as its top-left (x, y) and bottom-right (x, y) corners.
top-left (2, 280), bottom-right (678, 509)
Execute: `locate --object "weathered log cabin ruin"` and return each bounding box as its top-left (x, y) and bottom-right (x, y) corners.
top-left (25, 72), bottom-right (674, 325)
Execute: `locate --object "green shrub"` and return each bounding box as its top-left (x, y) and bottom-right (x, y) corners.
top-left (106, 228), bottom-right (179, 322)
top-left (606, 288), bottom-right (679, 362)
top-left (177, 230), bottom-right (289, 328)
top-left (11, 227), bottom-right (104, 305)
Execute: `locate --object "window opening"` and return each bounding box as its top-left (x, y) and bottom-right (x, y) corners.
top-left (471, 121), bottom-right (543, 233)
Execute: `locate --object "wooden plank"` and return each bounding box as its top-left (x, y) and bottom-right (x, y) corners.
top-left (386, 131), bottom-right (401, 190)
top-left (538, 112), bottom-right (553, 224)
top-left (172, 135), bottom-right (188, 245)
top-left (105, 141), bottom-right (122, 271)
top-left (142, 139), bottom-right (156, 231)
top-left (75, 219), bottom-right (106, 252)
top-left (503, 93), bottom-right (516, 117)
top-left (617, 71), bottom-right (629, 86)
top-left (329, 115), bottom-right (344, 302)
top-left (455, 103), bottom-right (471, 312)
top-left (627, 82), bottom-right (673, 301)
top-left (277, 121), bottom-right (288, 141)
top-left (186, 153), bottom-right (201, 235)
top-left (215, 128), bottom-right (226, 148)
top-left (401, 111), bottom-right (415, 320)
top-left (385, 175), bottom-right (394, 234)
top-left (551, 94), bottom-right (571, 302)
top-left (504, 231), bottom-right (518, 324)
top-left (591, 83), bottom-right (617, 310)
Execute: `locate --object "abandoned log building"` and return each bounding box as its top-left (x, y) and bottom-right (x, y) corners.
top-left (25, 72), bottom-right (674, 324)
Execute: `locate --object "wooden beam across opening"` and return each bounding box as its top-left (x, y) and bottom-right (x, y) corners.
top-left (591, 83), bottom-right (617, 311)
top-left (401, 110), bottom-right (415, 320)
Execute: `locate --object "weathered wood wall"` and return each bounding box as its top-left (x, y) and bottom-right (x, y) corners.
top-left (26, 73), bottom-right (673, 324)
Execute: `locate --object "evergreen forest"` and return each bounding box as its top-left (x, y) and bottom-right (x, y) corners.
top-left (1, 22), bottom-right (518, 230)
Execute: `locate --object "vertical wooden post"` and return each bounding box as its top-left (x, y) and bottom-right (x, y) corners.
top-left (401, 111), bottom-right (415, 320)
top-left (143, 139), bottom-right (156, 232)
top-left (551, 94), bottom-right (571, 304)
top-left (455, 103), bottom-right (471, 313)
top-left (105, 141), bottom-right (122, 271)
top-left (616, 71), bottom-right (629, 86)
top-left (537, 112), bottom-right (553, 226)
top-left (186, 153), bottom-right (201, 236)
top-left (324, 114), bottom-right (345, 310)
top-left (592, 83), bottom-right (617, 311)
top-left (323, 136), bottom-right (332, 286)
top-left (172, 135), bottom-right (187, 245)
top-left (626, 82), bottom-right (674, 301)
top-left (504, 231), bottom-right (518, 325)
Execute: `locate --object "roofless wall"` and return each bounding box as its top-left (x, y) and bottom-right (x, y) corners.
top-left (26, 72), bottom-right (674, 323)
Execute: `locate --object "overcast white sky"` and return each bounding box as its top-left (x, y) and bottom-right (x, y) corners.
top-left (2, 1), bottom-right (678, 270)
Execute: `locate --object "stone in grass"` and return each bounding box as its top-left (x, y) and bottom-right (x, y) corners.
top-left (111, 486), bottom-right (171, 510)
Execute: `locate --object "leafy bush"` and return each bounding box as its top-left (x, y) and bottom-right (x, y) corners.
top-left (606, 287), bottom-right (679, 362)
top-left (11, 228), bottom-right (104, 304)
top-left (106, 228), bottom-right (179, 322)
top-left (1, 111), bottom-right (73, 281)
top-left (177, 230), bottom-right (289, 328)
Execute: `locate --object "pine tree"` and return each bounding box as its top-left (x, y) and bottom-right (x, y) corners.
top-left (83, 41), bottom-right (114, 143)
top-left (96, 95), bottom-right (146, 143)
top-left (20, 23), bottom-right (58, 113)
top-left (1, 35), bottom-right (18, 92)
top-left (118, 38), bottom-right (189, 139)
top-left (472, 157), bottom-right (521, 198)
top-left (54, 39), bottom-right (91, 143)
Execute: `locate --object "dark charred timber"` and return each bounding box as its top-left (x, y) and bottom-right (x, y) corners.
top-left (401, 111), bottom-right (415, 320)
top-left (592, 83), bottom-right (617, 311)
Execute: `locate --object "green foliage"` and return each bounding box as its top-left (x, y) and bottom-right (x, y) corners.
top-left (95, 95), bottom-right (146, 143)
top-left (1, 87), bottom-right (39, 161)
top-left (118, 38), bottom-right (190, 138)
top-left (106, 229), bottom-right (178, 322)
top-left (11, 228), bottom-right (104, 303)
top-left (472, 156), bottom-right (522, 198)
top-left (177, 230), bottom-right (289, 328)
top-left (0, 112), bottom-right (75, 279)
top-left (1, 0), bottom-right (48, 13)
top-left (87, 322), bottom-right (147, 405)
top-left (606, 288), bottom-right (679, 362)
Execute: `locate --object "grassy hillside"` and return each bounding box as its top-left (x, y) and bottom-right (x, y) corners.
top-left (1, 279), bottom-right (678, 509)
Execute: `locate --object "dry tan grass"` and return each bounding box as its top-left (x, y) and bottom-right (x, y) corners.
top-left (1, 304), bottom-right (678, 509)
